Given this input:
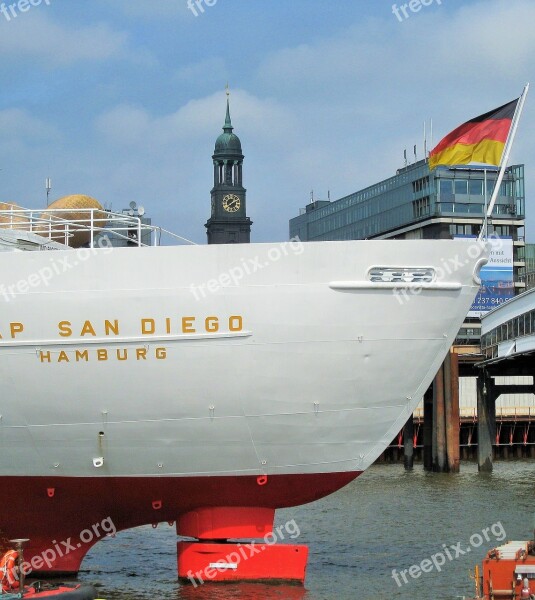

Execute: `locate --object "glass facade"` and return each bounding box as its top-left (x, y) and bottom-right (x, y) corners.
top-left (289, 161), bottom-right (525, 241)
top-left (481, 307), bottom-right (535, 360)
top-left (525, 244), bottom-right (535, 291)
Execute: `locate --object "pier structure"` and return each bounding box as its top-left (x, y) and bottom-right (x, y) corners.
top-left (405, 348), bottom-right (461, 472)
top-left (477, 286), bottom-right (535, 470)
top-left (389, 289), bottom-right (535, 470)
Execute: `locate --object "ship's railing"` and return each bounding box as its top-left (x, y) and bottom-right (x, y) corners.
top-left (0, 206), bottom-right (196, 248)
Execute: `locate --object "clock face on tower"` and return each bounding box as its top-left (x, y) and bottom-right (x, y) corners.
top-left (222, 193), bottom-right (241, 213)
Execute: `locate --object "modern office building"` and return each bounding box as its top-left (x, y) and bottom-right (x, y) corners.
top-left (290, 160), bottom-right (527, 343)
top-left (525, 244), bottom-right (535, 290)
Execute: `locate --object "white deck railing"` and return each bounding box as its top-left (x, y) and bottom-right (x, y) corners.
top-left (0, 206), bottom-right (196, 248)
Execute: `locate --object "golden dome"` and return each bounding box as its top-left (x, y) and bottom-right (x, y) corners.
top-left (39, 195), bottom-right (108, 247)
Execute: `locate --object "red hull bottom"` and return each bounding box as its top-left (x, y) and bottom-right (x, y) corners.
top-left (0, 471), bottom-right (361, 575)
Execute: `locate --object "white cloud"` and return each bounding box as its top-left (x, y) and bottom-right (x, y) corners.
top-left (0, 13), bottom-right (131, 66)
top-left (251, 0), bottom-right (535, 235)
top-left (94, 90), bottom-right (297, 148)
top-left (0, 108), bottom-right (59, 139)
top-left (431, 0), bottom-right (535, 74)
top-left (174, 57), bottom-right (228, 85)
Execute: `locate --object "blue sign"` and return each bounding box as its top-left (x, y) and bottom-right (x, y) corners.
top-left (469, 237), bottom-right (514, 317)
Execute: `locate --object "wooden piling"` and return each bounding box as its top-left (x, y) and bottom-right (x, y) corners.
top-left (444, 350), bottom-right (460, 473)
top-left (423, 386), bottom-right (433, 471)
top-left (433, 364), bottom-right (447, 472)
top-left (403, 415), bottom-right (414, 471)
top-left (477, 371), bottom-right (494, 472)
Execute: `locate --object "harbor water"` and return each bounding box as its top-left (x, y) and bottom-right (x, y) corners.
top-left (79, 460), bottom-right (534, 600)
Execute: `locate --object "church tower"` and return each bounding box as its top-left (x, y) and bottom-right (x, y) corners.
top-left (205, 93), bottom-right (252, 244)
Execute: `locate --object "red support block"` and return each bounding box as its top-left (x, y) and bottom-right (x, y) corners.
top-left (178, 541), bottom-right (308, 585)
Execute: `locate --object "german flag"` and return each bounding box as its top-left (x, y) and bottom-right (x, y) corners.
top-left (429, 99), bottom-right (518, 170)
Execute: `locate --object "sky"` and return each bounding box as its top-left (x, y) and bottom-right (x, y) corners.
top-left (1, 0), bottom-right (534, 243)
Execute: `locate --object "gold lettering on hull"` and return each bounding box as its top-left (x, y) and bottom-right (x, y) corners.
top-left (2, 316), bottom-right (244, 340)
top-left (39, 347), bottom-right (168, 364)
top-left (138, 316), bottom-right (242, 336)
top-left (54, 316), bottom-right (243, 337)
top-left (59, 320), bottom-right (121, 337)
top-left (5, 314), bottom-right (245, 366)
top-left (0, 323), bottom-right (24, 339)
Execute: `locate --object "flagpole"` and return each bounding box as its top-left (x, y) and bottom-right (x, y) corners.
top-left (479, 83), bottom-right (530, 241)
top-left (483, 169), bottom-right (488, 239)
top-left (423, 121), bottom-right (427, 158)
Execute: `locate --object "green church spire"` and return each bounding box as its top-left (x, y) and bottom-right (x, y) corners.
top-left (223, 85), bottom-right (233, 133)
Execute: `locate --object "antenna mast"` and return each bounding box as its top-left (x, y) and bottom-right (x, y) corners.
top-left (45, 178), bottom-right (52, 206)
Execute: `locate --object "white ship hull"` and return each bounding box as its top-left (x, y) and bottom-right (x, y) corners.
top-left (0, 239), bottom-right (484, 571)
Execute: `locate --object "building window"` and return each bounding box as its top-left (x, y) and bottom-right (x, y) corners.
top-left (412, 176), bottom-right (429, 194)
top-left (489, 225), bottom-right (511, 237)
top-left (519, 315), bottom-right (526, 336)
top-left (413, 196), bottom-right (430, 219)
top-left (468, 203), bottom-right (483, 214)
top-left (440, 180), bottom-right (453, 196)
top-left (450, 224), bottom-right (481, 236)
top-left (469, 179), bottom-right (483, 195)
top-left (454, 180), bottom-right (468, 195)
